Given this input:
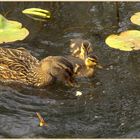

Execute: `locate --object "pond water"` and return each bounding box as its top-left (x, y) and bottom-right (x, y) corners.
top-left (0, 2), bottom-right (140, 138)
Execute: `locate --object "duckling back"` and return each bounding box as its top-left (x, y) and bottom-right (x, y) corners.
top-left (37, 56), bottom-right (75, 86)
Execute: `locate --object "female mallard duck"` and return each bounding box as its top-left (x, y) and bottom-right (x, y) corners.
top-left (66, 54), bottom-right (102, 78)
top-left (70, 38), bottom-right (93, 60)
top-left (0, 47), bottom-right (75, 87)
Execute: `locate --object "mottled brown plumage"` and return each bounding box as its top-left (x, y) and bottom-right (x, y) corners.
top-left (0, 47), bottom-right (75, 87)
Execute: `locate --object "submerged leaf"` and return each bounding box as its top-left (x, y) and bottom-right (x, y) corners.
top-left (130, 12), bottom-right (140, 26)
top-left (0, 14), bottom-right (29, 44)
top-left (105, 30), bottom-right (140, 51)
top-left (22, 8), bottom-right (51, 21)
top-left (36, 112), bottom-right (48, 127)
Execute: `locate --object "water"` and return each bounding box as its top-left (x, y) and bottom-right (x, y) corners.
top-left (0, 2), bottom-right (140, 138)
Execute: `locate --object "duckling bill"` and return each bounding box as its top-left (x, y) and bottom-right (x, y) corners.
top-left (0, 47), bottom-right (75, 87)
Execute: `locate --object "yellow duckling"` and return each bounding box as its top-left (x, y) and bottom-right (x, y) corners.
top-left (0, 47), bottom-right (75, 87)
top-left (70, 38), bottom-right (93, 60)
top-left (66, 54), bottom-right (102, 78)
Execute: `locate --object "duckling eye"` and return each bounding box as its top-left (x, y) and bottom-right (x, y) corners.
top-left (90, 59), bottom-right (97, 65)
top-left (88, 58), bottom-right (97, 63)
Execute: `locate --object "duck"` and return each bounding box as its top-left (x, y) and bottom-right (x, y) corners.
top-left (69, 38), bottom-right (93, 60)
top-left (65, 54), bottom-right (102, 78)
top-left (0, 47), bottom-right (75, 87)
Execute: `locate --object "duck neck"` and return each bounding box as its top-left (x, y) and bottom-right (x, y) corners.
top-left (28, 60), bottom-right (50, 87)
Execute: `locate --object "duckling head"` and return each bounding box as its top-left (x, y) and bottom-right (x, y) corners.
top-left (80, 41), bottom-right (93, 60)
top-left (85, 54), bottom-right (103, 69)
top-left (85, 55), bottom-right (98, 68)
top-left (70, 39), bottom-right (93, 60)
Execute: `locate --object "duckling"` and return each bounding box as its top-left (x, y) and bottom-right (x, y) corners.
top-left (0, 47), bottom-right (75, 87)
top-left (66, 54), bottom-right (102, 78)
top-left (70, 38), bottom-right (93, 60)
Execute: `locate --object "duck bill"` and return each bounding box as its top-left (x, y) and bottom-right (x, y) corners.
top-left (96, 63), bottom-right (103, 69)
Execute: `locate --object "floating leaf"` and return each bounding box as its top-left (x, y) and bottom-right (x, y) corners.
top-left (0, 14), bottom-right (29, 44)
top-left (130, 12), bottom-right (140, 26)
top-left (22, 8), bottom-right (51, 21)
top-left (105, 30), bottom-right (140, 51)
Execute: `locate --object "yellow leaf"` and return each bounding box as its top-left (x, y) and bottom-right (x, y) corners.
top-left (0, 14), bottom-right (29, 44)
top-left (130, 12), bottom-right (140, 26)
top-left (105, 30), bottom-right (140, 51)
top-left (22, 8), bottom-right (51, 21)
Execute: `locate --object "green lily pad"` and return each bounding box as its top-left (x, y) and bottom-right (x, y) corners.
top-left (22, 8), bottom-right (51, 21)
top-left (105, 30), bottom-right (140, 51)
top-left (130, 12), bottom-right (140, 26)
top-left (0, 14), bottom-right (29, 44)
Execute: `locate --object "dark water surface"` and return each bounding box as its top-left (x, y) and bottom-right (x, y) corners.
top-left (0, 2), bottom-right (140, 138)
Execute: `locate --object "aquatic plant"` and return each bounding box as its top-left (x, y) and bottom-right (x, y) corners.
top-left (105, 30), bottom-right (140, 51)
top-left (105, 12), bottom-right (140, 51)
top-left (22, 8), bottom-right (51, 21)
top-left (36, 112), bottom-right (48, 127)
top-left (130, 12), bottom-right (140, 26)
top-left (0, 14), bottom-right (29, 44)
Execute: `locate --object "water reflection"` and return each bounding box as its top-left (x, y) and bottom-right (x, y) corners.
top-left (0, 2), bottom-right (140, 138)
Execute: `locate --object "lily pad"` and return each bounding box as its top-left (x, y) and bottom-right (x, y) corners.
top-left (0, 14), bottom-right (29, 44)
top-left (130, 12), bottom-right (140, 26)
top-left (22, 8), bottom-right (51, 21)
top-left (105, 30), bottom-right (140, 51)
